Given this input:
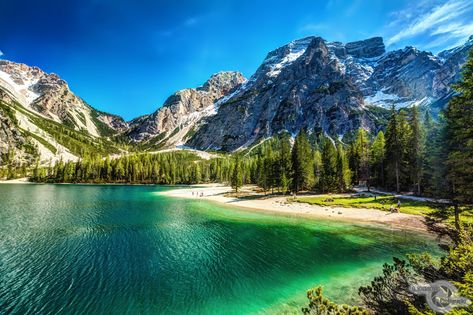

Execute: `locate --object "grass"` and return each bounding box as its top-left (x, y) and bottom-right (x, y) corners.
top-left (295, 195), bottom-right (473, 225)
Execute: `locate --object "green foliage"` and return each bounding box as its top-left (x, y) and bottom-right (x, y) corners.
top-left (21, 129), bottom-right (57, 154)
top-left (349, 128), bottom-right (370, 186)
top-left (357, 228), bottom-right (473, 315)
top-left (445, 47), bottom-right (473, 228)
top-left (371, 130), bottom-right (386, 188)
top-left (408, 106), bottom-right (424, 195)
top-left (336, 144), bottom-right (351, 192)
top-left (230, 156), bottom-right (243, 192)
top-left (302, 286), bottom-right (368, 315)
top-left (90, 110), bottom-right (119, 137)
top-left (320, 137), bottom-right (338, 193)
top-left (359, 257), bottom-right (421, 314)
top-left (295, 195), bottom-right (441, 216)
top-left (8, 101), bottom-right (121, 157)
top-left (291, 128), bottom-right (313, 193)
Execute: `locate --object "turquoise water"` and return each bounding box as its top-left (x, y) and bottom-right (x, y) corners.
top-left (0, 184), bottom-right (441, 314)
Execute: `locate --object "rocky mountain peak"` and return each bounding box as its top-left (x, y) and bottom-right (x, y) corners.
top-left (200, 71), bottom-right (246, 94)
top-left (345, 37), bottom-right (385, 58)
top-left (126, 71), bottom-right (246, 145)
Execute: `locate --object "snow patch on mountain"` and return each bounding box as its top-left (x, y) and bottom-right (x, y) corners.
top-left (0, 70), bottom-right (40, 106)
top-left (264, 37), bottom-right (314, 77)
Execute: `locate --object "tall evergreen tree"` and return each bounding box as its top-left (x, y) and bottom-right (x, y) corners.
top-left (408, 106), bottom-right (424, 195)
top-left (320, 137), bottom-right (338, 193)
top-left (231, 156), bottom-right (243, 193)
top-left (352, 128), bottom-right (371, 189)
top-left (445, 48), bottom-right (473, 229)
top-left (336, 144), bottom-right (351, 192)
top-left (398, 109), bottom-right (411, 190)
top-left (313, 150), bottom-right (323, 191)
top-left (371, 131), bottom-right (385, 188)
top-left (278, 132), bottom-right (292, 193)
top-left (385, 106), bottom-right (402, 193)
top-left (291, 129), bottom-right (312, 193)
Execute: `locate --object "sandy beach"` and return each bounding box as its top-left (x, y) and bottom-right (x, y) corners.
top-left (0, 177), bottom-right (31, 184)
top-left (161, 183), bottom-right (432, 232)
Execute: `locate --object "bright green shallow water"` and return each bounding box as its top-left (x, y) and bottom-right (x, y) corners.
top-left (0, 184), bottom-right (441, 315)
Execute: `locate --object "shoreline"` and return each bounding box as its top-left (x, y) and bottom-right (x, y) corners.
top-left (0, 180), bottom-right (439, 235)
top-left (160, 184), bottom-right (435, 234)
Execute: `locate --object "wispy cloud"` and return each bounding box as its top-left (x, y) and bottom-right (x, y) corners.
top-left (298, 23), bottom-right (328, 34)
top-left (157, 15), bottom-right (204, 37)
top-left (0, 50), bottom-right (3, 57)
top-left (385, 0), bottom-right (473, 50)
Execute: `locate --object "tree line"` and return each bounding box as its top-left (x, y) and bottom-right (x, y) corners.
top-left (30, 48), bottom-right (473, 227)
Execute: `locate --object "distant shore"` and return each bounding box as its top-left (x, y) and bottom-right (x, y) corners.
top-left (160, 184), bottom-right (433, 233)
top-left (0, 179), bottom-right (435, 233)
top-left (0, 177), bottom-right (31, 184)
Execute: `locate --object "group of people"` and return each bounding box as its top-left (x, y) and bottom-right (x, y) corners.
top-left (191, 191), bottom-right (204, 197)
top-left (389, 199), bottom-right (401, 213)
top-left (378, 197), bottom-right (402, 213)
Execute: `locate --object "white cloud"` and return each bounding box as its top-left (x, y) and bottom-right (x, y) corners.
top-left (386, 0), bottom-right (473, 48)
top-left (0, 50), bottom-right (3, 57)
top-left (299, 23), bottom-right (328, 33)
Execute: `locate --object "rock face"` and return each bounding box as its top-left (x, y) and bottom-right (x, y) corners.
top-left (345, 37), bottom-right (385, 58)
top-left (186, 36), bottom-right (473, 151)
top-left (0, 60), bottom-right (128, 137)
top-left (127, 71), bottom-right (246, 146)
top-left (0, 89), bottom-right (37, 165)
top-left (1, 34), bottom-right (472, 163)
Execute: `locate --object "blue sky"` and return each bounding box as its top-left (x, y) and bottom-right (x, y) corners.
top-left (1, 0), bottom-right (472, 120)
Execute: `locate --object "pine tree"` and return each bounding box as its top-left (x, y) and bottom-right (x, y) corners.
top-left (371, 131), bottom-right (386, 188)
top-left (278, 132), bottom-right (292, 193)
top-left (398, 109), bottom-right (411, 190)
top-left (231, 156), bottom-right (243, 193)
top-left (408, 106), bottom-right (424, 195)
top-left (422, 112), bottom-right (448, 197)
top-left (352, 128), bottom-right (371, 189)
top-left (336, 144), bottom-right (351, 192)
top-left (385, 106), bottom-right (402, 193)
top-left (320, 137), bottom-right (338, 193)
top-left (313, 150), bottom-right (323, 191)
top-left (445, 48), bottom-right (473, 229)
top-left (291, 129), bottom-right (312, 193)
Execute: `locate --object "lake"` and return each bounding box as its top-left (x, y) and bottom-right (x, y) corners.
top-left (0, 184), bottom-right (441, 314)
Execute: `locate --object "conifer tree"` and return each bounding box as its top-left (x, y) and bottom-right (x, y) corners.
top-left (336, 144), bottom-right (351, 192)
top-left (408, 106), bottom-right (424, 195)
top-left (291, 129), bottom-right (312, 193)
top-left (231, 156), bottom-right (243, 193)
top-left (371, 131), bottom-right (385, 188)
top-left (352, 128), bottom-right (371, 189)
top-left (385, 106), bottom-right (402, 193)
top-left (445, 48), bottom-right (473, 229)
top-left (320, 137), bottom-right (338, 192)
top-left (313, 150), bottom-right (323, 191)
top-left (278, 132), bottom-right (292, 193)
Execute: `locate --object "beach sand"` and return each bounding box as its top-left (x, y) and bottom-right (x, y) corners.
top-left (0, 177), bottom-right (30, 184)
top-left (161, 184), bottom-right (432, 233)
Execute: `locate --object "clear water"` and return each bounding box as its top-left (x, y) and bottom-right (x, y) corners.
top-left (0, 184), bottom-right (441, 315)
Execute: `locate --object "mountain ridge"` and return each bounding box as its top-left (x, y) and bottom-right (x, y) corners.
top-left (0, 34), bottom-right (472, 165)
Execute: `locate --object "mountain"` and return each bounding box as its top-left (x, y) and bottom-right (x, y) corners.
top-left (0, 60), bottom-right (128, 135)
top-left (186, 36), bottom-right (473, 151)
top-left (0, 60), bottom-right (127, 165)
top-left (1, 34), bottom-right (472, 166)
top-left (126, 71), bottom-right (246, 149)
